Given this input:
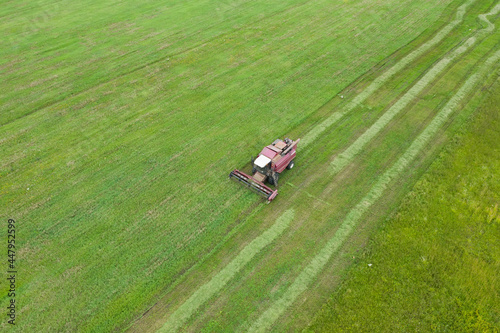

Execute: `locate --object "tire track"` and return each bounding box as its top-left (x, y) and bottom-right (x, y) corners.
top-left (157, 209), bottom-right (295, 333)
top-left (329, 2), bottom-right (499, 175)
top-left (248, 48), bottom-right (500, 333)
top-left (300, 0), bottom-right (476, 148)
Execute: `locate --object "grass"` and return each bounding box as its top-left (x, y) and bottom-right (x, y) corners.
top-left (301, 0), bottom-right (477, 149)
top-left (159, 209), bottom-right (295, 332)
top-left (250, 49), bottom-right (500, 333)
top-left (132, 1), bottom-right (498, 331)
top-left (1, 0), bottom-right (498, 331)
top-left (307, 72), bottom-right (500, 332)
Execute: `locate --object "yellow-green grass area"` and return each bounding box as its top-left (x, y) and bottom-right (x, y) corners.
top-left (307, 74), bottom-right (500, 331)
top-left (129, 1), bottom-right (499, 332)
top-left (1, 0), bottom-right (491, 331)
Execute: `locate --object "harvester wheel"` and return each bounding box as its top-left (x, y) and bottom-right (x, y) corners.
top-left (287, 160), bottom-right (295, 170)
top-left (252, 167), bottom-right (256, 174)
top-left (268, 173), bottom-right (279, 185)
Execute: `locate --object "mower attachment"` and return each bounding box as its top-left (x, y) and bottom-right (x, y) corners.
top-left (229, 169), bottom-right (278, 202)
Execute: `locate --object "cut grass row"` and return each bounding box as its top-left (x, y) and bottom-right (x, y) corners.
top-left (274, 8), bottom-right (500, 329)
top-left (301, 0), bottom-right (477, 149)
top-left (202, 20), bottom-right (499, 333)
top-left (253, 48), bottom-right (500, 333)
top-left (307, 66), bottom-right (500, 333)
top-left (328, 3), bottom-right (499, 176)
top-left (159, 209), bottom-right (295, 332)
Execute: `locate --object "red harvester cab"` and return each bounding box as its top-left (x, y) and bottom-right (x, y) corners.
top-left (229, 137), bottom-right (300, 202)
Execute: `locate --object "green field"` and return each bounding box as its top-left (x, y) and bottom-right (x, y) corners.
top-left (307, 74), bottom-right (500, 332)
top-left (1, 0), bottom-right (499, 331)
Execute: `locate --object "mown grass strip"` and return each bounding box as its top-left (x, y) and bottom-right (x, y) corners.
top-left (329, 2), bottom-right (499, 175)
top-left (248, 48), bottom-right (500, 333)
top-left (157, 209), bottom-right (294, 333)
top-left (301, 0), bottom-right (476, 148)
top-left (479, 3), bottom-right (500, 32)
top-left (306, 63), bottom-right (500, 333)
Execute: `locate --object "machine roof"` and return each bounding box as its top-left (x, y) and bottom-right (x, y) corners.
top-left (255, 155), bottom-right (272, 168)
top-left (261, 147), bottom-right (277, 159)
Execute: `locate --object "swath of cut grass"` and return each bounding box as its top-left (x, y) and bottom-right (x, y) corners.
top-left (300, 0), bottom-right (476, 149)
top-left (329, 2), bottom-right (499, 175)
top-left (307, 63), bottom-right (500, 333)
top-left (158, 209), bottom-right (294, 333)
top-left (248, 49), bottom-right (500, 333)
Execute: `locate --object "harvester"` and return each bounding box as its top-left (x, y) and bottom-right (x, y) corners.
top-left (229, 137), bottom-right (300, 202)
